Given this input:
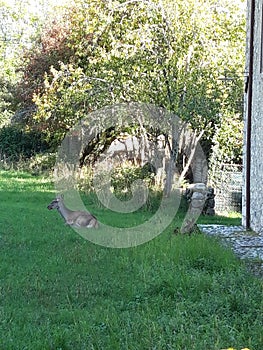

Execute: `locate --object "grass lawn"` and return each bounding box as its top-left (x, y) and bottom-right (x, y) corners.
top-left (0, 170), bottom-right (262, 350)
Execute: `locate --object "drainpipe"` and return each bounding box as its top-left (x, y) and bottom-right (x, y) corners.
top-left (245, 0), bottom-right (255, 229)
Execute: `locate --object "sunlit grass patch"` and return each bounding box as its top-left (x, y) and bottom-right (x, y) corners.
top-left (0, 170), bottom-right (262, 350)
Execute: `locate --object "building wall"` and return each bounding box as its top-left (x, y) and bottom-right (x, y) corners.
top-left (243, 0), bottom-right (263, 233)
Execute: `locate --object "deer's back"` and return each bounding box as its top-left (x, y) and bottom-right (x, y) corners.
top-left (66, 210), bottom-right (99, 228)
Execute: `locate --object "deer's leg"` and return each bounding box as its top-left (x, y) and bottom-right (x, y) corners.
top-left (65, 219), bottom-right (74, 226)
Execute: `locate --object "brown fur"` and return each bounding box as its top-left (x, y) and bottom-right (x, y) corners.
top-left (47, 195), bottom-right (98, 228)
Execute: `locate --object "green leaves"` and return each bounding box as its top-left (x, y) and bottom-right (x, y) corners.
top-left (10, 0), bottom-right (245, 161)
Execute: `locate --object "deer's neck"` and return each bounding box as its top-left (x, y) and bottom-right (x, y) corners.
top-left (57, 201), bottom-right (74, 221)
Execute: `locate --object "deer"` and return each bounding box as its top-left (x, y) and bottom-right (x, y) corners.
top-left (47, 194), bottom-right (99, 228)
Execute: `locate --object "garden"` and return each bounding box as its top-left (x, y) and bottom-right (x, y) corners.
top-left (0, 0), bottom-right (262, 349)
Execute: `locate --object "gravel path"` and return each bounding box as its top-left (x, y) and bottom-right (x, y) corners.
top-left (198, 224), bottom-right (263, 278)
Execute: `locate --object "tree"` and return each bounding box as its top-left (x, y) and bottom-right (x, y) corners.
top-left (0, 0), bottom-right (70, 123)
top-left (7, 0), bottom-right (245, 186)
top-left (0, 0), bottom-right (50, 124)
top-left (29, 0), bottom-right (244, 138)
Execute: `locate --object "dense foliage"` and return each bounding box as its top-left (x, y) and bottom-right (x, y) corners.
top-left (0, 0), bottom-right (246, 170)
top-left (0, 124), bottom-right (49, 161)
top-left (32, 0), bottom-right (245, 148)
top-left (0, 0), bottom-right (46, 124)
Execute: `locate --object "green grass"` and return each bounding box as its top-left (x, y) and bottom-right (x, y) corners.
top-left (198, 211), bottom-right (242, 226)
top-left (0, 170), bottom-right (262, 350)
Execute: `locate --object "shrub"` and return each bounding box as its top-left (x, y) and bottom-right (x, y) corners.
top-left (0, 125), bottom-right (49, 162)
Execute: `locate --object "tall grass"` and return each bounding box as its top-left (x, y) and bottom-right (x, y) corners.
top-left (0, 170), bottom-right (262, 350)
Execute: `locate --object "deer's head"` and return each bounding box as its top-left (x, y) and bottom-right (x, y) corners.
top-left (47, 195), bottom-right (63, 210)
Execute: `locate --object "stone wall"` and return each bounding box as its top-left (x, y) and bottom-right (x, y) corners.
top-left (185, 183), bottom-right (215, 216)
top-left (180, 183), bottom-right (215, 233)
top-left (243, 0), bottom-right (263, 234)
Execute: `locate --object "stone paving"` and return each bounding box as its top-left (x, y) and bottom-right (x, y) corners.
top-left (198, 224), bottom-right (263, 278)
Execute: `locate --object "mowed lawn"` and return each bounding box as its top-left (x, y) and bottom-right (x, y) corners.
top-left (0, 171), bottom-right (262, 350)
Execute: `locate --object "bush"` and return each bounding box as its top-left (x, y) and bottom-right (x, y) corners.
top-left (110, 162), bottom-right (155, 199)
top-left (0, 125), bottom-right (49, 161)
top-left (28, 153), bottom-right (56, 175)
